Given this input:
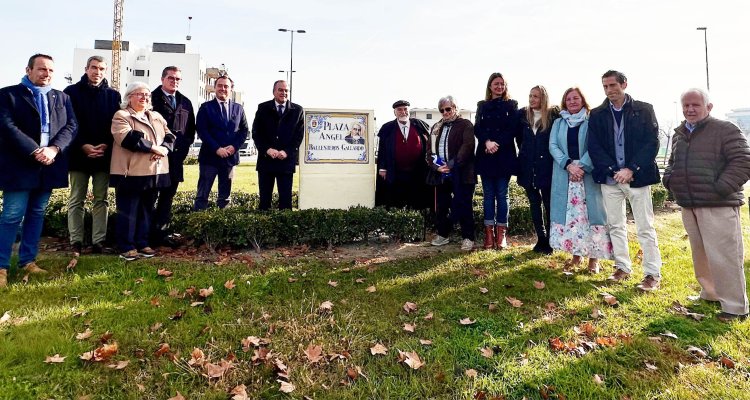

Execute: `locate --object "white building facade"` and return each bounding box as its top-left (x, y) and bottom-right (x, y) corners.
top-left (726, 108), bottom-right (750, 138)
top-left (409, 108), bottom-right (475, 131)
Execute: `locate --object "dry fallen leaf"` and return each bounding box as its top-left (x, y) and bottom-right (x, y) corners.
top-left (167, 391), bottom-right (186, 400)
top-left (660, 331), bottom-right (678, 340)
top-left (366, 285), bottom-right (377, 293)
top-left (419, 339), bottom-right (433, 345)
top-left (304, 344), bottom-right (324, 363)
top-left (403, 302), bottom-right (418, 313)
top-left (423, 312), bottom-right (434, 320)
top-left (533, 281), bottom-right (546, 290)
top-left (0, 311), bottom-right (10, 324)
top-left (121, 290), bottom-right (132, 296)
top-left (601, 293), bottom-right (619, 306)
top-left (591, 307), bottom-right (604, 319)
top-left (403, 323), bottom-right (416, 333)
top-left (488, 303), bottom-right (498, 312)
top-left (224, 279), bottom-right (236, 290)
top-left (319, 300), bottom-right (334, 313)
top-left (355, 278), bottom-right (366, 283)
top-left (154, 343), bottom-right (171, 358)
top-left (157, 268), bottom-right (173, 277)
top-left (278, 380), bottom-right (296, 393)
top-left (465, 369), bottom-right (478, 378)
top-left (76, 328), bottom-right (93, 340)
top-left (686, 346), bottom-right (707, 358)
top-left (505, 297), bottom-right (523, 308)
top-left (107, 360), bottom-right (129, 370)
top-left (190, 301), bottom-right (205, 307)
top-left (398, 350), bottom-right (424, 370)
top-left (188, 347), bottom-right (205, 366)
top-left (480, 347), bottom-right (494, 358)
top-left (593, 374), bottom-right (604, 385)
top-left (459, 318), bottom-right (476, 325)
top-left (370, 343), bottom-right (388, 356)
top-left (644, 362), bottom-right (658, 371)
top-left (328, 280), bottom-right (338, 287)
top-left (21, 274), bottom-right (29, 284)
top-left (230, 384), bottom-right (249, 400)
top-left (44, 354), bottom-right (66, 363)
top-left (720, 356), bottom-right (736, 369)
top-left (199, 286), bottom-right (214, 298)
top-left (287, 277), bottom-right (298, 283)
top-left (205, 360), bottom-right (233, 379)
top-left (479, 287), bottom-right (489, 294)
top-left (66, 258), bottom-right (78, 271)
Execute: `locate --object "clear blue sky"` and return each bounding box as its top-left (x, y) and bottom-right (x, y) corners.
top-left (2, 0), bottom-right (748, 130)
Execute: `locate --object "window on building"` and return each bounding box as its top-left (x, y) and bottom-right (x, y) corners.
top-left (426, 114), bottom-right (433, 120)
top-left (133, 69), bottom-right (145, 77)
top-left (137, 55), bottom-right (146, 61)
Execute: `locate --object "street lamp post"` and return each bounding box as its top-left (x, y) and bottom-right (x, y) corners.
top-left (696, 27), bottom-right (709, 91)
top-left (278, 70), bottom-right (297, 82)
top-left (278, 28), bottom-right (306, 102)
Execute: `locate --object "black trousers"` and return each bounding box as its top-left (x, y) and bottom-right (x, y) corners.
top-left (194, 164), bottom-right (233, 210)
top-left (524, 186), bottom-right (551, 241)
top-left (258, 171), bottom-right (294, 210)
top-left (151, 180), bottom-right (180, 240)
top-left (384, 170), bottom-right (428, 210)
top-left (435, 176), bottom-right (475, 240)
top-left (115, 188), bottom-right (157, 252)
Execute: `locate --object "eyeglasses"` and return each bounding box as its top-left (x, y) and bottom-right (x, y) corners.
top-left (439, 107), bottom-right (453, 113)
top-left (130, 92), bottom-right (151, 98)
top-left (166, 76), bottom-right (182, 82)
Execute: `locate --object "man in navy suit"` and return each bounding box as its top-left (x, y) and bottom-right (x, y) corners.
top-left (193, 75), bottom-right (248, 210)
top-left (0, 54), bottom-right (77, 287)
top-left (251, 80), bottom-right (304, 210)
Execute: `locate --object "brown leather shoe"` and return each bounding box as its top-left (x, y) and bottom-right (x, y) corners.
top-left (495, 226), bottom-right (507, 250)
top-left (22, 262), bottom-right (48, 274)
top-left (0, 269), bottom-right (7, 288)
top-left (717, 312), bottom-right (748, 322)
top-left (483, 225), bottom-right (495, 250)
top-left (607, 269), bottom-right (630, 282)
top-left (637, 275), bottom-right (661, 292)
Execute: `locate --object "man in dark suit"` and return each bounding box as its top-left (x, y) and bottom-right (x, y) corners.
top-left (251, 80), bottom-right (304, 210)
top-left (64, 55), bottom-right (121, 254)
top-left (376, 100), bottom-right (430, 209)
top-left (0, 54), bottom-right (77, 287)
top-left (151, 66), bottom-right (196, 244)
top-left (193, 75), bottom-right (248, 210)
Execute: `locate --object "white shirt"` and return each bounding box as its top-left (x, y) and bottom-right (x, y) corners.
top-left (275, 100), bottom-right (286, 115)
top-left (216, 98), bottom-right (230, 119)
top-left (398, 120), bottom-right (410, 140)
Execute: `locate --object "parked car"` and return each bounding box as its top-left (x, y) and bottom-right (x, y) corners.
top-left (239, 140), bottom-right (256, 157)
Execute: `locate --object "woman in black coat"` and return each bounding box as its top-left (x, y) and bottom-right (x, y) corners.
top-left (517, 85), bottom-right (559, 254)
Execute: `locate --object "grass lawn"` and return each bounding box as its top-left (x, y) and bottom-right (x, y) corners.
top-left (1, 206), bottom-right (750, 399)
top-left (179, 163), bottom-right (300, 195)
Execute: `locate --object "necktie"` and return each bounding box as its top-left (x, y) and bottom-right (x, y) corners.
top-left (220, 102), bottom-right (228, 121)
top-left (402, 125), bottom-right (408, 141)
top-left (168, 95), bottom-right (176, 109)
top-left (277, 104), bottom-right (284, 117)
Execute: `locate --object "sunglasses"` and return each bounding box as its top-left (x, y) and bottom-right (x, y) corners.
top-left (439, 107), bottom-right (453, 113)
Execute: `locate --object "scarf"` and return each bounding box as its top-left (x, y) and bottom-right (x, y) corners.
top-left (560, 108), bottom-right (587, 128)
top-left (430, 114), bottom-right (458, 155)
top-left (21, 75), bottom-right (53, 133)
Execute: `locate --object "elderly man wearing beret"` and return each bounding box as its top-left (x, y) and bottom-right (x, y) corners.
top-left (376, 100), bottom-right (431, 210)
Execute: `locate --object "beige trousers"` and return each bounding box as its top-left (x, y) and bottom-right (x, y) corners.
top-left (682, 206), bottom-right (749, 315)
top-left (601, 183), bottom-right (662, 277)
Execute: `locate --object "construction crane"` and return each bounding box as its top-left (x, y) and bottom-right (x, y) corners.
top-left (111, 0), bottom-right (124, 91)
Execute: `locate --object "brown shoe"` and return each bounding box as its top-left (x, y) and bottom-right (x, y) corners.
top-left (0, 269), bottom-right (7, 288)
top-left (637, 275), bottom-right (661, 292)
top-left (483, 225), bottom-right (495, 250)
top-left (138, 247), bottom-right (156, 258)
top-left (717, 312), bottom-right (748, 323)
top-left (607, 269), bottom-right (630, 282)
top-left (588, 262), bottom-right (600, 274)
top-left (22, 262), bottom-right (48, 274)
top-left (494, 226), bottom-right (507, 250)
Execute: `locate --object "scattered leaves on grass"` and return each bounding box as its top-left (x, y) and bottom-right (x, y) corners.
top-left (397, 350), bottom-right (424, 370)
top-left (660, 331), bottom-right (678, 340)
top-left (224, 279), bottom-right (236, 290)
top-left (488, 303), bottom-right (498, 312)
top-left (419, 339), bottom-right (433, 345)
top-left (76, 328), bottom-right (93, 340)
top-left (366, 285), bottom-right (377, 293)
top-left (720, 356), bottom-right (736, 369)
top-left (157, 268), bottom-right (173, 277)
top-left (328, 280), bottom-right (338, 287)
top-left (355, 278), bottom-right (366, 283)
top-left (190, 301), bottom-right (204, 307)
top-left (686, 346), bottom-right (707, 358)
top-left (574, 322), bottom-right (596, 338)
top-left (304, 344), bottom-right (324, 363)
top-left (424, 312), bottom-right (434, 320)
top-left (241, 336), bottom-right (271, 351)
top-left (465, 369), bottom-right (478, 378)
top-left (230, 384), bottom-right (249, 400)
top-left (479, 287), bottom-right (489, 294)
top-left (167, 392), bottom-right (186, 400)
top-left (591, 307), bottom-right (604, 319)
top-left (107, 360), bottom-right (129, 370)
top-left (80, 343), bottom-right (118, 362)
top-left (318, 301), bottom-right (334, 313)
top-left (287, 277), bottom-right (298, 283)
top-left (149, 322), bottom-right (163, 332)
top-left (480, 347), bottom-right (494, 358)
top-left (44, 354), bottom-right (66, 364)
top-left (533, 281), bottom-right (546, 290)
top-left (644, 361), bottom-right (658, 371)
top-left (205, 359), bottom-right (233, 379)
top-left (403, 323), bottom-right (416, 333)
top-left (403, 302), bottom-right (418, 313)
top-left (459, 318), bottom-right (476, 325)
top-left (154, 343), bottom-right (171, 358)
top-left (278, 380), bottom-right (296, 393)
top-left (0, 311), bottom-right (10, 324)
top-left (188, 348), bottom-right (205, 366)
top-left (670, 301), bottom-right (706, 321)
top-left (121, 290), bottom-right (132, 296)
top-left (66, 258), bottom-right (78, 271)
top-left (370, 343), bottom-right (388, 355)
top-left (199, 286), bottom-right (214, 298)
top-left (600, 292), bottom-right (619, 306)
top-left (593, 374), bottom-right (604, 385)
top-left (506, 297), bottom-right (523, 308)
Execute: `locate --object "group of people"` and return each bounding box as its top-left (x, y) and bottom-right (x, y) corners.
top-left (0, 54), bottom-right (748, 321)
top-left (0, 54), bottom-right (303, 274)
top-left (376, 71), bottom-right (750, 321)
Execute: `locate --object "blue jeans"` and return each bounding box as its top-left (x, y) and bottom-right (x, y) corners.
top-left (481, 176), bottom-right (510, 226)
top-left (0, 189), bottom-right (52, 269)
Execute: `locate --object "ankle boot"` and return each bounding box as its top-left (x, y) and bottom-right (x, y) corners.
top-left (495, 226), bottom-right (507, 250)
top-left (483, 225), bottom-right (495, 249)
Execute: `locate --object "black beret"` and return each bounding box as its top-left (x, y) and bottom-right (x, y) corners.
top-left (392, 100), bottom-right (410, 108)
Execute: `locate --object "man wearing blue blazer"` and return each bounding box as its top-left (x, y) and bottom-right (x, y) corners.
top-left (193, 75), bottom-right (248, 210)
top-left (251, 80), bottom-right (304, 210)
top-left (0, 54), bottom-right (78, 287)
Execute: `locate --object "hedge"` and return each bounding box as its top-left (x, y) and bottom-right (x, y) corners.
top-left (0, 181), bottom-right (669, 250)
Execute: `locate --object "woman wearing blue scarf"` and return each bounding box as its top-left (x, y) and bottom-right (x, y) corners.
top-left (548, 87), bottom-right (612, 273)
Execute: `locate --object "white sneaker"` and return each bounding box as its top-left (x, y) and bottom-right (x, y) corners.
top-left (460, 239), bottom-right (474, 251)
top-left (431, 235), bottom-right (449, 246)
